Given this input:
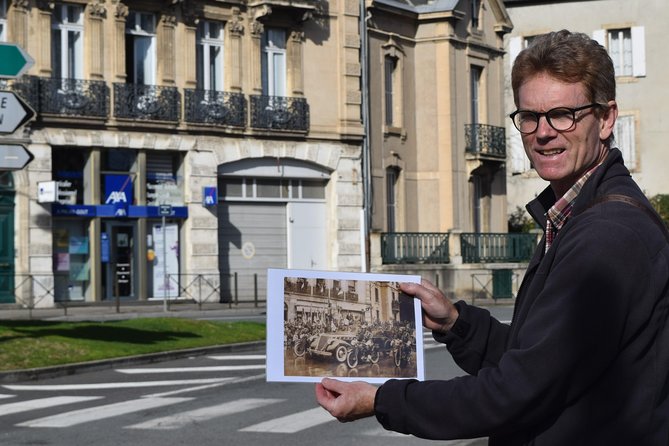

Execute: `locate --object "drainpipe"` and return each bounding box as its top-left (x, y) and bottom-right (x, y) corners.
top-left (360, 0), bottom-right (372, 272)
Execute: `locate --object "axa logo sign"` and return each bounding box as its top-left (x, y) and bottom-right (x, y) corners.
top-left (104, 175), bottom-right (133, 214)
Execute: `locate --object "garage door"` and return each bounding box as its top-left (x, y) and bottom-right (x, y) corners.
top-left (218, 202), bottom-right (286, 302)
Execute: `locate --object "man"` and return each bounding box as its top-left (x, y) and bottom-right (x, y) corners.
top-left (316, 30), bottom-right (669, 444)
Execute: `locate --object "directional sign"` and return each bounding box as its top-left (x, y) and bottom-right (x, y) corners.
top-left (0, 144), bottom-right (33, 171)
top-left (0, 43), bottom-right (34, 78)
top-left (0, 90), bottom-right (35, 134)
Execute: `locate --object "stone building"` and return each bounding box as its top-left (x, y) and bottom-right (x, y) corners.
top-left (0, 0), bottom-right (365, 307)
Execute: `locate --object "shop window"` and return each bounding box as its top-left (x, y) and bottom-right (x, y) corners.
top-left (53, 148), bottom-right (87, 205)
top-left (220, 177), bottom-right (326, 201)
top-left (146, 151), bottom-right (183, 206)
top-left (53, 220), bottom-right (91, 301)
top-left (101, 149), bottom-right (136, 206)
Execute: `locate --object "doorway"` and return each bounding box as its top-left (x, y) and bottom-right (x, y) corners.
top-left (102, 221), bottom-right (137, 300)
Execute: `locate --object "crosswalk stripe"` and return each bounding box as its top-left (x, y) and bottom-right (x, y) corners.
top-left (126, 398), bottom-right (284, 430)
top-left (115, 365), bottom-right (265, 374)
top-left (16, 397), bottom-right (192, 428)
top-left (4, 378), bottom-right (233, 391)
top-left (0, 396), bottom-right (102, 417)
top-left (239, 407), bottom-right (334, 433)
top-left (0, 394), bottom-right (15, 399)
top-left (208, 355), bottom-right (266, 360)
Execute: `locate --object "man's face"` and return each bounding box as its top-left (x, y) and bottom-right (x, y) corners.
top-left (517, 73), bottom-right (616, 196)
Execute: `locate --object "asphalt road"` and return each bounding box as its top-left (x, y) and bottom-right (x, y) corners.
top-left (0, 306), bottom-right (513, 445)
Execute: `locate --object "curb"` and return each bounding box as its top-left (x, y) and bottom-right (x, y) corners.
top-left (0, 340), bottom-right (266, 384)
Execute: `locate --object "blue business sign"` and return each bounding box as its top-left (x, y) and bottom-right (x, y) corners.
top-left (203, 186), bottom-right (217, 207)
top-left (104, 174), bottom-right (133, 217)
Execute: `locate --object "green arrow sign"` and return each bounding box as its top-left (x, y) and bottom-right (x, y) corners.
top-left (0, 43), bottom-right (34, 78)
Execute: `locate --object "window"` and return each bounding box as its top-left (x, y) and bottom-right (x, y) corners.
top-left (471, 0), bottom-right (481, 30)
top-left (146, 152), bottom-right (183, 206)
top-left (614, 114), bottom-right (637, 171)
top-left (53, 148), bottom-right (87, 205)
top-left (593, 27), bottom-right (645, 77)
top-left (101, 149), bottom-right (136, 206)
top-left (261, 28), bottom-right (286, 97)
top-left (125, 12), bottom-right (156, 85)
top-left (0, 0), bottom-right (7, 42)
top-left (386, 167), bottom-right (399, 232)
top-left (470, 65), bottom-right (482, 125)
top-left (384, 55), bottom-right (396, 126)
top-left (220, 178), bottom-right (326, 201)
top-left (51, 3), bottom-right (84, 79)
top-left (196, 20), bottom-right (225, 91)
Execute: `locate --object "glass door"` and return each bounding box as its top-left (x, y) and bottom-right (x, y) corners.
top-left (102, 221), bottom-right (137, 300)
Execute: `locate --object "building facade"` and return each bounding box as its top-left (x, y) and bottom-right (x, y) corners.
top-left (504, 0), bottom-right (669, 212)
top-left (0, 0), bottom-right (365, 307)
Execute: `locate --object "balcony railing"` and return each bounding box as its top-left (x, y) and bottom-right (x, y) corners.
top-left (465, 123), bottom-right (506, 158)
top-left (381, 232), bottom-right (450, 264)
top-left (460, 232), bottom-right (537, 263)
top-left (184, 89), bottom-right (246, 127)
top-left (4, 75), bottom-right (40, 111)
top-left (113, 83), bottom-right (180, 122)
top-left (250, 95), bottom-right (309, 131)
top-left (39, 78), bottom-right (109, 118)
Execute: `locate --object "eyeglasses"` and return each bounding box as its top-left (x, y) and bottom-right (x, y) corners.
top-left (509, 103), bottom-right (601, 134)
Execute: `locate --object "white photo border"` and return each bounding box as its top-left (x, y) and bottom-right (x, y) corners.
top-left (266, 268), bottom-right (424, 383)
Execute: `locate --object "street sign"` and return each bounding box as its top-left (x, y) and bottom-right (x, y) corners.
top-left (0, 90), bottom-right (35, 134)
top-left (159, 204), bottom-right (173, 216)
top-left (0, 144), bottom-right (34, 171)
top-left (0, 43), bottom-right (34, 78)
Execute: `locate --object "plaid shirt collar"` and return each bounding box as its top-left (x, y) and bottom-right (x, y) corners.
top-left (544, 163), bottom-right (601, 253)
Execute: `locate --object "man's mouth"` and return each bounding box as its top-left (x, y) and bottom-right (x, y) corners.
top-left (537, 148), bottom-right (565, 156)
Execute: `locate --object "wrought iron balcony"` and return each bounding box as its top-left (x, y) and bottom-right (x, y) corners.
top-left (381, 232), bottom-right (450, 264)
top-left (465, 123), bottom-right (506, 159)
top-left (39, 78), bottom-right (109, 118)
top-left (460, 232), bottom-right (537, 263)
top-left (113, 83), bottom-right (180, 122)
top-left (250, 95), bottom-right (309, 132)
top-left (3, 75), bottom-right (39, 112)
top-left (184, 89), bottom-right (246, 127)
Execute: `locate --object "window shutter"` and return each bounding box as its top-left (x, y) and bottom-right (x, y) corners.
top-left (592, 29), bottom-right (606, 47)
top-left (631, 26), bottom-right (646, 77)
top-left (508, 36), bottom-right (522, 71)
top-left (509, 132), bottom-right (530, 174)
top-left (614, 115), bottom-right (636, 170)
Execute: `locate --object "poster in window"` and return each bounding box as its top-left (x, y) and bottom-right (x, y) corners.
top-left (152, 223), bottom-right (179, 298)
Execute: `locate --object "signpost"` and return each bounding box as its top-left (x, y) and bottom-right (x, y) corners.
top-left (0, 90), bottom-right (35, 134)
top-left (0, 43), bottom-right (35, 79)
top-left (159, 204), bottom-right (173, 311)
top-left (0, 144), bottom-right (33, 171)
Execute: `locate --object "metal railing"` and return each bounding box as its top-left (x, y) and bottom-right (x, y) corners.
top-left (461, 232), bottom-right (537, 263)
top-left (250, 95), bottom-right (309, 131)
top-left (113, 83), bottom-right (180, 122)
top-left (39, 78), bottom-right (109, 118)
top-left (465, 123), bottom-right (506, 158)
top-left (184, 89), bottom-right (246, 127)
top-left (381, 232), bottom-right (450, 264)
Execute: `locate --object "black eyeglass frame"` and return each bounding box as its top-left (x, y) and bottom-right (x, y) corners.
top-left (509, 103), bottom-right (601, 134)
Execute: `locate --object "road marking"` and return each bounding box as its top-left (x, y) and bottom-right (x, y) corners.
top-left (4, 378), bottom-right (233, 391)
top-left (17, 397), bottom-right (191, 428)
top-left (126, 398), bottom-right (284, 430)
top-left (0, 393), bottom-right (15, 399)
top-left (146, 374), bottom-right (266, 398)
top-left (0, 396), bottom-right (102, 417)
top-left (208, 354), bottom-right (266, 360)
top-left (239, 407), bottom-right (334, 433)
top-left (115, 365), bottom-right (265, 374)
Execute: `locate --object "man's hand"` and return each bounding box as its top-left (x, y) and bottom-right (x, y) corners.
top-left (400, 279), bottom-right (459, 335)
top-left (315, 378), bottom-right (377, 422)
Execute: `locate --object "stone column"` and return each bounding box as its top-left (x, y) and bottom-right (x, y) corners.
top-left (87, 1), bottom-right (107, 80)
top-left (112, 1), bottom-right (128, 82)
top-left (288, 29), bottom-right (304, 96)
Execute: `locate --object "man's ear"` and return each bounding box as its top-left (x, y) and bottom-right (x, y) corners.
top-left (600, 100), bottom-right (618, 141)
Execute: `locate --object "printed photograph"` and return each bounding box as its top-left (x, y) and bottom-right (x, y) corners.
top-left (266, 269), bottom-right (424, 383)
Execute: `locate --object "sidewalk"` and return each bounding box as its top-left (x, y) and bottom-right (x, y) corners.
top-left (0, 301), bottom-right (268, 384)
top-left (0, 300), bottom-right (267, 322)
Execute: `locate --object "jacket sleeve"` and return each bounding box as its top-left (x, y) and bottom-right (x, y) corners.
top-left (374, 214), bottom-right (651, 440)
top-left (433, 301), bottom-right (510, 375)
